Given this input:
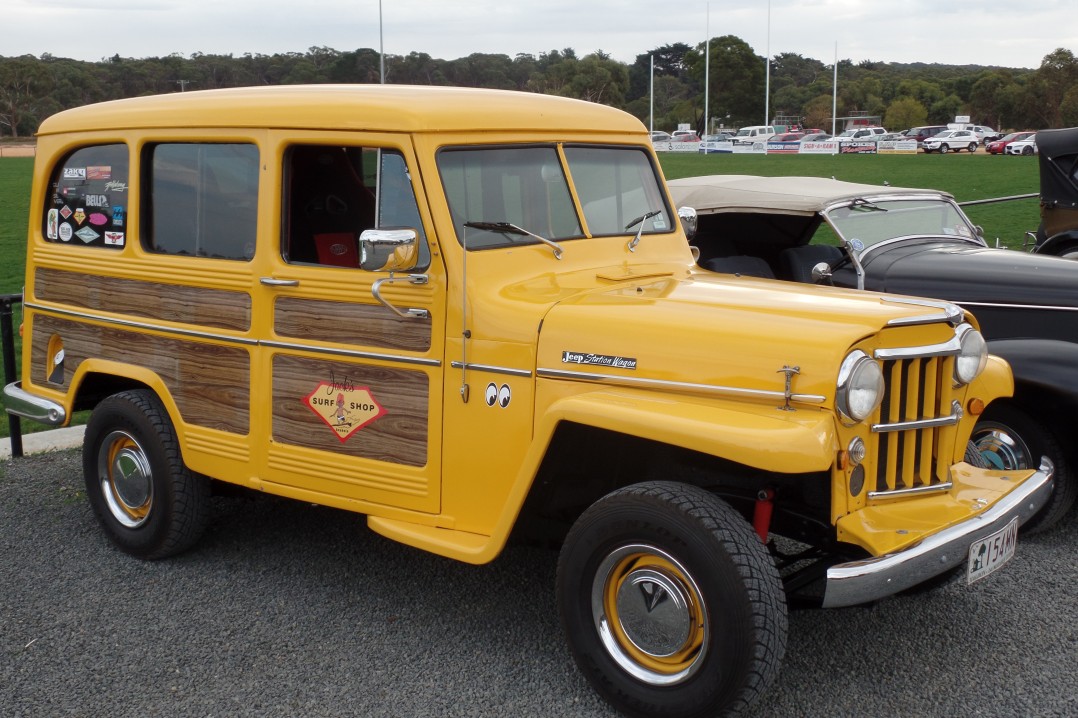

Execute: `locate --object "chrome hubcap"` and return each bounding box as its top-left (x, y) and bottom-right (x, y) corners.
top-left (970, 424), bottom-right (1032, 471)
top-left (99, 430), bottom-right (153, 528)
top-left (592, 544), bottom-right (708, 686)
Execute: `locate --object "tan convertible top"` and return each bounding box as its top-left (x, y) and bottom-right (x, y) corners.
top-left (667, 175), bottom-right (953, 215)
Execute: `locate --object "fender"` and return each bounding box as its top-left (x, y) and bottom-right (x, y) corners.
top-left (987, 338), bottom-right (1078, 406)
top-left (370, 389), bottom-right (838, 564)
top-left (68, 358), bottom-right (182, 427)
top-left (1034, 229), bottom-right (1078, 256)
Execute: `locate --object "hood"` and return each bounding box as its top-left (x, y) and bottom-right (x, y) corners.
top-left (536, 271), bottom-right (963, 405)
top-left (857, 240), bottom-right (1078, 307)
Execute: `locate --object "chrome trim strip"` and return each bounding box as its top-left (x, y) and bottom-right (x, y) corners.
top-left (27, 303), bottom-right (442, 368)
top-left (537, 367), bottom-right (827, 404)
top-left (26, 302), bottom-right (259, 346)
top-left (2, 381), bottom-right (66, 425)
top-left (450, 362), bottom-right (533, 378)
top-left (881, 297), bottom-right (965, 327)
top-left (822, 457), bottom-right (1053, 608)
top-left (874, 334), bottom-right (961, 360)
top-left (262, 340), bottom-right (441, 367)
top-left (957, 301), bottom-right (1078, 313)
top-left (872, 413), bottom-right (959, 433)
top-left (867, 482), bottom-right (953, 501)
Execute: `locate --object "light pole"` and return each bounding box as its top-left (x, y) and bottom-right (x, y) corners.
top-left (379, 0), bottom-right (385, 84)
top-left (764, 0), bottom-right (770, 127)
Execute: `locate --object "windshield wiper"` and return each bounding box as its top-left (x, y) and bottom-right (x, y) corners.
top-left (463, 221), bottom-right (563, 259)
top-left (626, 210), bottom-right (661, 252)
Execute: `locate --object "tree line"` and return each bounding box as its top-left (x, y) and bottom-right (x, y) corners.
top-left (2, 38), bottom-right (1076, 138)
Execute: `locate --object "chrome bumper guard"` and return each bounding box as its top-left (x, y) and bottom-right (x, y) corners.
top-left (2, 382), bottom-right (67, 425)
top-left (823, 457), bottom-right (1054, 608)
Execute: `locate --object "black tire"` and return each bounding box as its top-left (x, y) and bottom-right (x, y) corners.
top-left (940, 144), bottom-right (950, 154)
top-left (83, 389), bottom-right (210, 559)
top-left (1022, 146), bottom-right (1034, 156)
top-left (557, 482), bottom-right (786, 718)
top-left (968, 143), bottom-right (978, 153)
top-left (968, 403), bottom-right (1075, 533)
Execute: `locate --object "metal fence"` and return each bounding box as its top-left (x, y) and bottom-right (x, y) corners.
top-left (1, 293), bottom-right (24, 457)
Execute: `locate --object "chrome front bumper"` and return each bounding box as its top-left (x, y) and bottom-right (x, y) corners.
top-left (2, 382), bottom-right (67, 425)
top-left (822, 457), bottom-right (1054, 608)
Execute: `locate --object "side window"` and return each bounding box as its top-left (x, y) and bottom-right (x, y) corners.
top-left (282, 144), bottom-right (428, 269)
top-left (44, 144), bottom-right (129, 248)
top-left (143, 143), bottom-right (259, 260)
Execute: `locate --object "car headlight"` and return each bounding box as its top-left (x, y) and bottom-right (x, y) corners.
top-left (836, 350), bottom-right (884, 424)
top-left (954, 324), bottom-right (987, 385)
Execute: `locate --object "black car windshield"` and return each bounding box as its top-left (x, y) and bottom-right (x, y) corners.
top-left (824, 198), bottom-right (980, 249)
top-left (438, 144), bottom-right (671, 251)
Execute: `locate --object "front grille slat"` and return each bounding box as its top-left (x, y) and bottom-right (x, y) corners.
top-left (871, 354), bottom-right (955, 497)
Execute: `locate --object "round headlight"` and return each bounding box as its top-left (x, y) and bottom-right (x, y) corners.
top-left (836, 350), bottom-right (885, 424)
top-left (954, 325), bottom-right (988, 385)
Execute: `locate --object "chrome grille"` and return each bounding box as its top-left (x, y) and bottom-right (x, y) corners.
top-left (870, 354), bottom-right (958, 495)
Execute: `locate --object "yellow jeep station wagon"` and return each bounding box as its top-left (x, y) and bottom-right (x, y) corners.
top-left (4, 86), bottom-right (1053, 718)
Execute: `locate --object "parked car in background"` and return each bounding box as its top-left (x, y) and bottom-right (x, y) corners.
top-left (671, 129), bottom-right (700, 141)
top-left (668, 174), bottom-right (1077, 532)
top-left (1031, 127), bottom-right (1078, 258)
top-left (731, 124), bottom-right (776, 145)
top-left (833, 126), bottom-right (887, 143)
top-left (903, 125), bottom-right (949, 147)
top-left (973, 125), bottom-right (1002, 143)
top-left (987, 132), bottom-right (1035, 154)
top-left (650, 130), bottom-right (671, 142)
top-left (923, 129), bottom-right (979, 153)
top-left (875, 132), bottom-right (907, 142)
top-left (1006, 134), bottom-right (1038, 155)
top-left (698, 132), bottom-right (734, 153)
top-left (799, 132), bottom-right (832, 142)
top-left (770, 132), bottom-right (805, 142)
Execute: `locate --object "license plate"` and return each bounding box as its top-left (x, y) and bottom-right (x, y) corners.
top-left (966, 518), bottom-right (1018, 585)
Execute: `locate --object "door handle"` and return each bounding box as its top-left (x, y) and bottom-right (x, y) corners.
top-left (260, 277), bottom-right (300, 287)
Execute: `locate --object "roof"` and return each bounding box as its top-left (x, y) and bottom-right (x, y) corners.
top-left (667, 175), bottom-right (952, 215)
top-left (37, 84), bottom-right (644, 137)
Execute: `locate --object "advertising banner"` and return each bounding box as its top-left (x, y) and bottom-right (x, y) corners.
top-left (799, 141), bottom-right (839, 155)
top-left (731, 142), bottom-right (768, 154)
top-left (877, 140), bottom-right (918, 154)
top-left (840, 142), bottom-right (877, 154)
top-left (766, 141), bottom-right (800, 154)
top-left (653, 141), bottom-right (702, 152)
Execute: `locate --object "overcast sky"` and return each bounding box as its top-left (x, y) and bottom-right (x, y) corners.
top-left (5, 0), bottom-right (1075, 70)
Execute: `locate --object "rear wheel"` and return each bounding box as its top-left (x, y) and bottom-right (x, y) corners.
top-left (968, 403), bottom-right (1074, 533)
top-left (557, 482), bottom-right (786, 718)
top-left (83, 389), bottom-right (210, 558)
top-left (968, 143), bottom-right (978, 152)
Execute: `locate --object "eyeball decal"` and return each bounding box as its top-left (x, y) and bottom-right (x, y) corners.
top-left (484, 382), bottom-right (512, 408)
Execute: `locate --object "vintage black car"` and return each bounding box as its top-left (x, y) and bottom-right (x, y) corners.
top-left (669, 174), bottom-right (1077, 531)
top-left (1032, 127), bottom-right (1078, 258)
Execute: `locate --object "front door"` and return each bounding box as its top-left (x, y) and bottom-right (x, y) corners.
top-left (256, 134), bottom-right (445, 514)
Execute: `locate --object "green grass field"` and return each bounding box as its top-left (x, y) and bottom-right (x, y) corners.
top-left (0, 151), bottom-right (1046, 437)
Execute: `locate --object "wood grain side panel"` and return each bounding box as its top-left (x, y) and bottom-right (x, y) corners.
top-left (272, 354), bottom-right (428, 467)
top-left (32, 314), bottom-right (250, 434)
top-left (274, 297), bottom-right (431, 352)
top-left (35, 267), bottom-right (251, 331)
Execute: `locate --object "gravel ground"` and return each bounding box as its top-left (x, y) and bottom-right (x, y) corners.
top-left (1, 449), bottom-right (1075, 718)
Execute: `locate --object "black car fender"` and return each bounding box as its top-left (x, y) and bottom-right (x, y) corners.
top-left (1034, 228), bottom-right (1078, 256)
top-left (987, 338), bottom-right (1078, 410)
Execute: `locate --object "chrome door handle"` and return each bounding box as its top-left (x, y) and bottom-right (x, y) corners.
top-left (260, 277), bottom-right (300, 287)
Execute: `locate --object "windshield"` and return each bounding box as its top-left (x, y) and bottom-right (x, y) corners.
top-left (437, 144), bottom-right (671, 251)
top-left (824, 197), bottom-right (980, 250)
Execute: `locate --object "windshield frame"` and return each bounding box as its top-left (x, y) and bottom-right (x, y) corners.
top-left (820, 192), bottom-right (987, 261)
top-left (435, 141), bottom-right (673, 253)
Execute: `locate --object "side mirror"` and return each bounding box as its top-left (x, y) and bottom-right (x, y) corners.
top-left (677, 206), bottom-right (698, 241)
top-left (360, 228), bottom-right (419, 272)
top-left (810, 262), bottom-right (833, 284)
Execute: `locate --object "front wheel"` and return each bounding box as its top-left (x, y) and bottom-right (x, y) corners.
top-left (940, 144), bottom-right (951, 154)
top-left (83, 389), bottom-right (210, 558)
top-left (1022, 146), bottom-right (1034, 156)
top-left (968, 403), bottom-right (1074, 533)
top-left (557, 482), bottom-right (787, 718)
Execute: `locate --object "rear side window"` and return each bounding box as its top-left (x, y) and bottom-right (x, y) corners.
top-left (143, 143), bottom-right (259, 260)
top-left (43, 144), bottom-right (129, 249)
